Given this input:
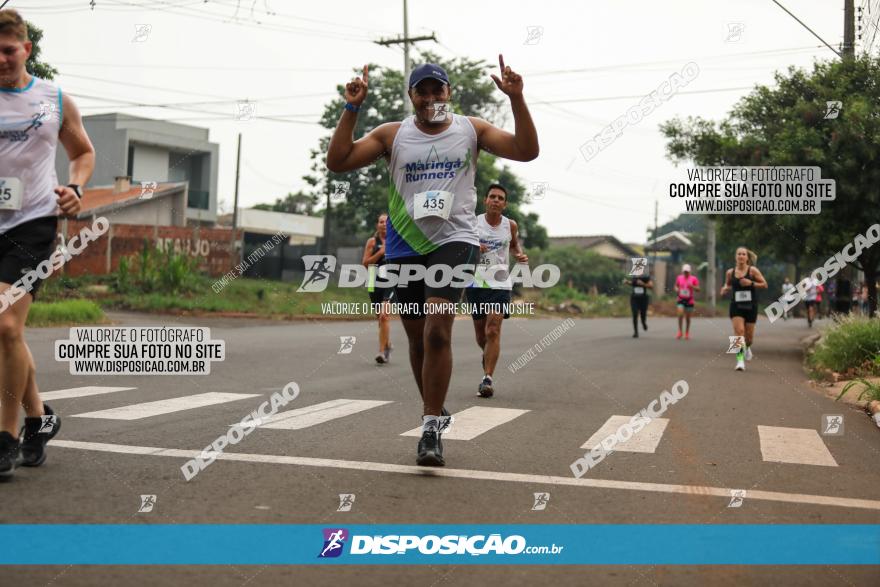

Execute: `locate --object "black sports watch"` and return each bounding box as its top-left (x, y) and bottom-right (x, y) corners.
top-left (67, 184), bottom-right (83, 199)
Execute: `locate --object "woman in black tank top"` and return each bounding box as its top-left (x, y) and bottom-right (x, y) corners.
top-left (624, 271), bottom-right (653, 338)
top-left (362, 213), bottom-right (394, 364)
top-left (720, 247), bottom-right (768, 371)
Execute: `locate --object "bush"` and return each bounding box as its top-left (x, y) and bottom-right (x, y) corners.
top-left (809, 315), bottom-right (880, 376)
top-left (111, 241), bottom-right (202, 295)
top-left (26, 300), bottom-right (105, 326)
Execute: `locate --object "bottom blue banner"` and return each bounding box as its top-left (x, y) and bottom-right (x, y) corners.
top-left (3, 524), bottom-right (878, 565)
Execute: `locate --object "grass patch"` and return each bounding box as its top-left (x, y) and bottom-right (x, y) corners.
top-left (26, 299), bottom-right (106, 327)
top-left (808, 315), bottom-right (880, 378)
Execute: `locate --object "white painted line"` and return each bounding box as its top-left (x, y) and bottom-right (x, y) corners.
top-left (71, 392), bottom-right (260, 420)
top-left (758, 426), bottom-right (838, 467)
top-left (257, 399), bottom-right (392, 430)
top-left (400, 406), bottom-right (530, 440)
top-left (41, 387), bottom-right (135, 401)
top-left (580, 415), bottom-right (669, 453)
top-left (51, 440), bottom-right (880, 511)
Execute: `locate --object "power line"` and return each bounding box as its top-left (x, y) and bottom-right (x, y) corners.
top-left (769, 0), bottom-right (842, 58)
top-left (523, 46), bottom-right (827, 77)
top-left (53, 61), bottom-right (346, 73)
top-left (67, 91), bottom-right (323, 124)
top-left (530, 86), bottom-right (757, 105)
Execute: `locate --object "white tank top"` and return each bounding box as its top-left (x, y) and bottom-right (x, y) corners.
top-left (0, 76), bottom-right (63, 234)
top-left (805, 279), bottom-right (818, 301)
top-left (386, 113), bottom-right (479, 259)
top-left (474, 213), bottom-right (512, 290)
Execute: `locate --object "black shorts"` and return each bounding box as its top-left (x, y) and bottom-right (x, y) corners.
top-left (465, 287), bottom-right (511, 320)
top-left (368, 286), bottom-right (395, 307)
top-left (729, 304), bottom-right (758, 324)
top-left (387, 241), bottom-right (479, 320)
top-left (0, 216), bottom-right (58, 300)
top-left (630, 295), bottom-right (649, 311)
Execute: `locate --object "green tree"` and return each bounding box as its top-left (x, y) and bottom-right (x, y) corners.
top-left (253, 191), bottom-right (318, 215)
top-left (310, 50), bottom-right (548, 251)
top-left (530, 246), bottom-right (620, 293)
top-left (24, 21), bottom-right (57, 80)
top-left (661, 54), bottom-right (880, 315)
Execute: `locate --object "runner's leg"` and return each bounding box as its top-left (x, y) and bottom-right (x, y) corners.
top-left (378, 301), bottom-right (391, 353)
top-left (21, 343), bottom-right (44, 417)
top-left (472, 317), bottom-right (487, 352)
top-left (732, 316), bottom-right (746, 369)
top-left (744, 321), bottom-right (756, 348)
top-left (0, 284), bottom-right (32, 435)
top-left (400, 317), bottom-right (426, 398)
top-left (630, 297), bottom-right (639, 336)
top-left (482, 312), bottom-right (503, 377)
top-left (421, 301), bottom-right (455, 416)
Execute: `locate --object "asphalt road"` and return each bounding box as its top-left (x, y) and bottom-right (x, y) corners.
top-left (3, 311), bottom-right (879, 586)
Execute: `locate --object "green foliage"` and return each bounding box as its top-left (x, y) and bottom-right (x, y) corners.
top-left (530, 246), bottom-right (621, 293)
top-left (111, 242), bottom-right (201, 295)
top-left (810, 314), bottom-right (880, 375)
top-left (661, 54), bottom-right (880, 312)
top-left (836, 378), bottom-right (880, 403)
top-left (26, 300), bottom-right (104, 327)
top-left (253, 191), bottom-right (318, 215)
top-left (24, 21), bottom-right (57, 80)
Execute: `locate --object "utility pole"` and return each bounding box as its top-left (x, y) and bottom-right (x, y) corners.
top-left (843, 0), bottom-right (855, 57)
top-left (323, 183), bottom-right (331, 255)
top-left (707, 220), bottom-right (716, 310)
top-left (374, 0), bottom-right (436, 116)
top-left (652, 201), bottom-right (658, 295)
top-left (231, 132), bottom-right (242, 266)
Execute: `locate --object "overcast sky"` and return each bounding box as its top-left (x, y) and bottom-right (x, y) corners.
top-left (18, 0), bottom-right (876, 242)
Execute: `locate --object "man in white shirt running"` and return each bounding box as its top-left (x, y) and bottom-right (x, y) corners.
top-left (326, 56), bottom-right (538, 466)
top-left (0, 9), bottom-right (95, 478)
top-left (467, 183), bottom-right (527, 398)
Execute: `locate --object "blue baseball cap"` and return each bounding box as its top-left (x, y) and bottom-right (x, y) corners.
top-left (409, 63), bottom-right (450, 88)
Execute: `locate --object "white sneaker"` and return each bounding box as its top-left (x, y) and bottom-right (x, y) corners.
top-left (735, 359), bottom-right (745, 371)
top-left (745, 347), bottom-right (753, 361)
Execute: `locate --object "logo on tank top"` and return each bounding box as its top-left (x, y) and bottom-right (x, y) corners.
top-left (401, 145), bottom-right (472, 183)
top-left (0, 111), bottom-right (49, 143)
top-left (480, 237), bottom-right (507, 252)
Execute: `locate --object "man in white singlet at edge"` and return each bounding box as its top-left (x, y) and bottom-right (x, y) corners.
top-left (326, 56), bottom-right (538, 466)
top-left (0, 9), bottom-right (95, 478)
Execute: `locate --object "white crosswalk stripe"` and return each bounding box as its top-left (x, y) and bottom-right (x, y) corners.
top-left (41, 386), bottom-right (136, 401)
top-left (758, 425), bottom-right (838, 467)
top-left (401, 406), bottom-right (530, 440)
top-left (581, 415), bottom-right (669, 453)
top-left (71, 392), bottom-right (260, 420)
top-left (256, 399), bottom-right (393, 430)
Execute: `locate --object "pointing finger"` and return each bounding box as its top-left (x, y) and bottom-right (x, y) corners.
top-left (362, 64), bottom-right (369, 85)
top-left (498, 54), bottom-right (505, 73)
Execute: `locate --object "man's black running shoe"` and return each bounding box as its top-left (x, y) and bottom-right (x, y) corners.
top-left (417, 428), bottom-right (445, 466)
top-left (477, 376), bottom-right (494, 398)
top-left (0, 431), bottom-right (21, 479)
top-left (20, 404), bottom-right (61, 467)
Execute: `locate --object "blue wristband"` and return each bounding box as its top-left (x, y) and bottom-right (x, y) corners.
top-left (344, 102), bottom-right (360, 113)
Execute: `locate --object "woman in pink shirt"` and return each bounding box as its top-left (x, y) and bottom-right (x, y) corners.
top-left (674, 264), bottom-right (700, 340)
